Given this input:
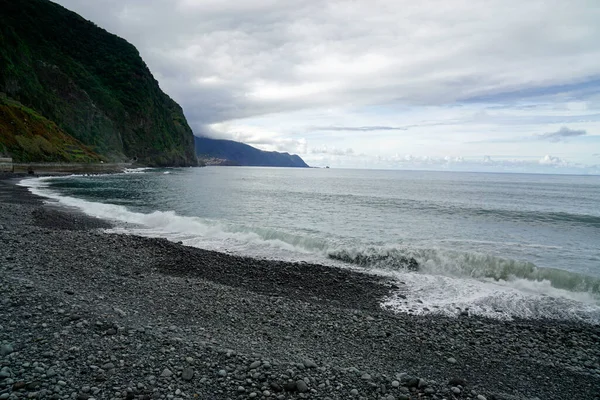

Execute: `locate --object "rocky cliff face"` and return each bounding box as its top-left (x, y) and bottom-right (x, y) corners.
top-left (0, 0), bottom-right (197, 166)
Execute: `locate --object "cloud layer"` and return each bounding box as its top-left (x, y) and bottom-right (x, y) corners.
top-left (53, 0), bottom-right (600, 172)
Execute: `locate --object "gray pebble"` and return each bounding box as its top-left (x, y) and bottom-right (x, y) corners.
top-left (0, 344), bottom-right (14, 356)
top-left (296, 379), bottom-right (309, 393)
top-left (181, 367), bottom-right (194, 381)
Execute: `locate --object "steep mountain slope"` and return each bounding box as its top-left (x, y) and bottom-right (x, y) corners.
top-left (0, 0), bottom-right (197, 166)
top-left (0, 95), bottom-right (101, 162)
top-left (195, 136), bottom-right (309, 168)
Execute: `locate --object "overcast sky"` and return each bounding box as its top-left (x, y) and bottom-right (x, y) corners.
top-left (55, 0), bottom-right (600, 173)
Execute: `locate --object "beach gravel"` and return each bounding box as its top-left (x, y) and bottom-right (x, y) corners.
top-left (0, 175), bottom-right (599, 400)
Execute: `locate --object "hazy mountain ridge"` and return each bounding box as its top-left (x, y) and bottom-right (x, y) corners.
top-left (195, 136), bottom-right (309, 168)
top-left (0, 0), bottom-right (197, 165)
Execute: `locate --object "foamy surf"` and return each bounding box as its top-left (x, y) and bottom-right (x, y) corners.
top-left (19, 175), bottom-right (600, 324)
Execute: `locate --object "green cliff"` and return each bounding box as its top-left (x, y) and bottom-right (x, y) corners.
top-left (0, 0), bottom-right (197, 166)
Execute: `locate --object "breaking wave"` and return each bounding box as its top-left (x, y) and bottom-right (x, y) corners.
top-left (327, 246), bottom-right (600, 297)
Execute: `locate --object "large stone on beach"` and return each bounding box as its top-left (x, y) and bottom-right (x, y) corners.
top-left (160, 368), bottom-right (172, 378)
top-left (249, 361), bottom-right (261, 369)
top-left (0, 344), bottom-right (14, 356)
top-left (181, 367), bottom-right (194, 381)
top-left (296, 380), bottom-right (309, 393)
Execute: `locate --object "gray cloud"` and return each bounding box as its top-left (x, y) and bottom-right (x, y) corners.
top-left (536, 126), bottom-right (587, 142)
top-left (53, 0), bottom-right (600, 135)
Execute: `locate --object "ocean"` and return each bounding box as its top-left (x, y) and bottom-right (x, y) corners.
top-left (20, 167), bottom-right (600, 323)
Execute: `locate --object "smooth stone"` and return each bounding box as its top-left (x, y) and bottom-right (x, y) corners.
top-left (0, 344), bottom-right (14, 356)
top-left (451, 387), bottom-right (461, 394)
top-left (161, 368), bottom-right (173, 378)
top-left (350, 389), bottom-right (359, 396)
top-left (249, 361), bottom-right (261, 369)
top-left (181, 367), bottom-right (194, 381)
top-left (296, 380), bottom-right (308, 393)
top-left (391, 380), bottom-right (400, 388)
top-left (302, 359), bottom-right (317, 368)
top-left (447, 357), bottom-right (457, 364)
top-left (477, 396), bottom-right (487, 400)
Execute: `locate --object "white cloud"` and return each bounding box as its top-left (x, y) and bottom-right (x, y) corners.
top-left (539, 154), bottom-right (565, 165)
top-left (207, 123), bottom-right (308, 154)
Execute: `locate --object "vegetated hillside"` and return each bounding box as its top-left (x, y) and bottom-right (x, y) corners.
top-left (0, 95), bottom-right (102, 162)
top-left (0, 0), bottom-right (197, 166)
top-left (195, 136), bottom-right (309, 168)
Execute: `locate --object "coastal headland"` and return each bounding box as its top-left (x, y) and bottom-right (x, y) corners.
top-left (0, 176), bottom-right (599, 400)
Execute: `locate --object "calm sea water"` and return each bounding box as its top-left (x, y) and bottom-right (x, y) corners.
top-left (22, 167), bottom-right (600, 323)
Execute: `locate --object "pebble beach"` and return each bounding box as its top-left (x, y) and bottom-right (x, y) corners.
top-left (1, 175), bottom-right (599, 400)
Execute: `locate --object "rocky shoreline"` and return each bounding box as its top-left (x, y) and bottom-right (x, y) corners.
top-left (1, 176), bottom-right (599, 400)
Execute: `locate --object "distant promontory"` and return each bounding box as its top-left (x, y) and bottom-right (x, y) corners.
top-left (195, 136), bottom-right (309, 168)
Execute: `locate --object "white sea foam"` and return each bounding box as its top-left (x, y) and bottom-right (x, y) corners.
top-left (19, 176), bottom-right (600, 324)
top-left (381, 271), bottom-right (600, 323)
top-left (123, 167), bottom-right (153, 174)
